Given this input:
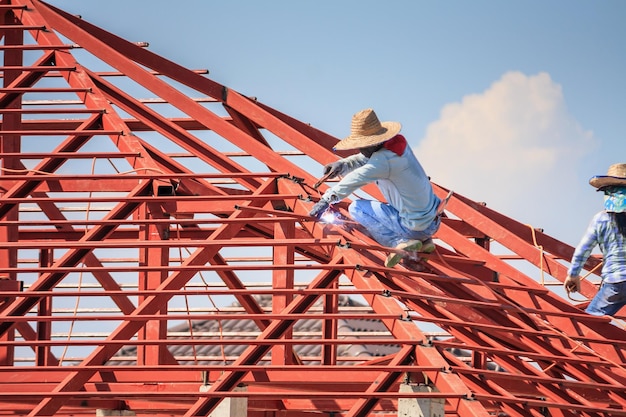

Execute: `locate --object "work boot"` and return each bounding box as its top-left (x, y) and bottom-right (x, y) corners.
top-left (420, 238), bottom-right (436, 253)
top-left (385, 239), bottom-right (422, 268)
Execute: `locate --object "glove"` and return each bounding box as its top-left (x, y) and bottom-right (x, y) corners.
top-left (564, 275), bottom-right (581, 293)
top-left (323, 161), bottom-right (344, 179)
top-left (309, 199), bottom-right (330, 219)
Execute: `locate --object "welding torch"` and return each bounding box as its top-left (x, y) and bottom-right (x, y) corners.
top-left (313, 171), bottom-right (334, 189)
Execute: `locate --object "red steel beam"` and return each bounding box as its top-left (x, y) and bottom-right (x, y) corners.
top-left (0, 2), bottom-right (624, 416)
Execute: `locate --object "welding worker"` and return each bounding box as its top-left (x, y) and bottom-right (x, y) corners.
top-left (564, 163), bottom-right (626, 316)
top-left (309, 108), bottom-right (441, 268)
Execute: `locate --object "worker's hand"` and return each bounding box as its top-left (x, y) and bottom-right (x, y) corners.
top-left (323, 161), bottom-right (344, 179)
top-left (564, 275), bottom-right (581, 293)
top-left (309, 199), bottom-right (330, 219)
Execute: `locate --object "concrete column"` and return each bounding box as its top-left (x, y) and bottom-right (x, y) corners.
top-left (398, 383), bottom-right (444, 417)
top-left (199, 384), bottom-right (248, 417)
top-left (96, 410), bottom-right (135, 416)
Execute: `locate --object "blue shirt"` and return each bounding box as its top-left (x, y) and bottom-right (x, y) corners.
top-left (568, 211), bottom-right (626, 283)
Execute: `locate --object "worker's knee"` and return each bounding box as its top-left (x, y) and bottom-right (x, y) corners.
top-left (348, 201), bottom-right (358, 216)
top-left (348, 200), bottom-right (368, 221)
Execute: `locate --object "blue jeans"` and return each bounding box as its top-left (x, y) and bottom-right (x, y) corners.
top-left (586, 281), bottom-right (626, 316)
top-left (348, 199), bottom-right (440, 248)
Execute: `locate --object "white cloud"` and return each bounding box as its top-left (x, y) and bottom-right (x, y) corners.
top-left (415, 71), bottom-right (597, 242)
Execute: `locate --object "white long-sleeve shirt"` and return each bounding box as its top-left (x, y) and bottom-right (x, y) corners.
top-left (322, 138), bottom-right (440, 231)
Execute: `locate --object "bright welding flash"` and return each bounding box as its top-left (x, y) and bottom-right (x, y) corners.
top-left (320, 210), bottom-right (337, 224)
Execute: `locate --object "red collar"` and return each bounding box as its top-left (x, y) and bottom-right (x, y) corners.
top-left (384, 134), bottom-right (407, 156)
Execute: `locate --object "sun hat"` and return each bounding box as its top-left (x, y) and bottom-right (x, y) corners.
top-left (333, 108), bottom-right (402, 151)
top-left (589, 163), bottom-right (626, 189)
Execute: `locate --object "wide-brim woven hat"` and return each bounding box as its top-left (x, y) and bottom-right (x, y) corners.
top-left (589, 163), bottom-right (626, 189)
top-left (334, 108), bottom-right (401, 151)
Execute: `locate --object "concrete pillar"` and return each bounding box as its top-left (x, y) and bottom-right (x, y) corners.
top-left (96, 410), bottom-right (135, 416)
top-left (199, 384), bottom-right (248, 417)
top-left (398, 383), bottom-right (444, 417)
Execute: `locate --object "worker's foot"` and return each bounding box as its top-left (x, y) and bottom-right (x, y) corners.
top-left (385, 239), bottom-right (422, 268)
top-left (420, 238), bottom-right (436, 253)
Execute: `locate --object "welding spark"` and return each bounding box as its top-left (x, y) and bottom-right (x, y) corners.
top-left (320, 210), bottom-right (337, 224)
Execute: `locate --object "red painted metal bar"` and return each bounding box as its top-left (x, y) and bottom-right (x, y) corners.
top-left (4, 119), bottom-right (230, 134)
top-left (34, 2), bottom-right (339, 196)
top-left (0, 10), bottom-right (23, 366)
top-left (87, 69), bottom-right (210, 77)
top-left (29, 377), bottom-right (599, 400)
top-left (45, 1), bottom-right (349, 171)
top-left (0, 152), bottom-right (138, 158)
top-left (0, 65), bottom-right (75, 70)
top-left (438, 185), bottom-right (575, 282)
top-left (370, 272), bottom-right (624, 410)
top-left (0, 214), bottom-right (299, 225)
top-left (1, 390), bottom-right (467, 400)
top-left (0, 49), bottom-right (55, 107)
top-left (398, 264), bottom-right (626, 396)
top-left (0, 107), bottom-right (102, 112)
top-left (84, 68), bottom-right (266, 192)
top-left (0, 133), bottom-right (106, 219)
top-left (0, 24), bottom-right (44, 29)
top-left (0, 193), bottom-right (302, 204)
top-left (344, 344), bottom-right (415, 417)
top-left (0, 364), bottom-right (448, 373)
top-left (0, 1), bottom-right (623, 416)
top-left (0, 237), bottom-right (340, 250)
top-left (0, 44), bottom-right (74, 49)
top-left (0, 181), bottom-right (153, 330)
top-left (436, 210), bottom-right (626, 358)
top-left (392, 256), bottom-right (623, 410)
top-left (340, 250), bottom-right (491, 416)
top-left (0, 129), bottom-right (121, 135)
top-left (185, 263), bottom-right (346, 416)
top-left (0, 172), bottom-right (288, 180)
top-left (26, 179), bottom-right (280, 415)
top-left (1, 313), bottom-right (401, 325)
top-left (0, 87), bottom-right (88, 92)
top-left (0, 289), bottom-right (382, 302)
top-left (15, 30), bottom-right (172, 203)
top-left (435, 221), bottom-right (594, 317)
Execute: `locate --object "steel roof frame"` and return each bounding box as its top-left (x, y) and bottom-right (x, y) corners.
top-left (1, 1), bottom-right (625, 416)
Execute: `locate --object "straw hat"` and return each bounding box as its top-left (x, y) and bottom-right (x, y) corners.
top-left (589, 163), bottom-right (626, 189)
top-left (334, 108), bottom-right (401, 150)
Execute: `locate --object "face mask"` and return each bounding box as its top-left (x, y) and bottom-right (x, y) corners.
top-left (603, 186), bottom-right (626, 213)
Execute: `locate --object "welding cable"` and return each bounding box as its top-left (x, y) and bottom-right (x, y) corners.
top-left (526, 224), bottom-right (546, 286)
top-left (174, 222), bottom-right (227, 365)
top-left (525, 223), bottom-right (601, 302)
top-left (565, 261), bottom-right (602, 303)
top-left (59, 158), bottom-right (98, 364)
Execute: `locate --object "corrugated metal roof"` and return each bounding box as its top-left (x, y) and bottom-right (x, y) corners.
top-left (110, 295), bottom-right (400, 365)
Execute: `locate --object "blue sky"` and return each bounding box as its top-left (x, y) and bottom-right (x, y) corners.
top-left (48, 0), bottom-right (626, 246)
